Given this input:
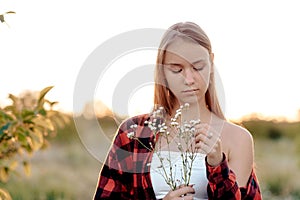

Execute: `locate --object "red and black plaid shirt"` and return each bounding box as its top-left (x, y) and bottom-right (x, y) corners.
top-left (94, 114), bottom-right (262, 200)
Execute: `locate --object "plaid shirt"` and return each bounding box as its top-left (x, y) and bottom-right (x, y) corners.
top-left (94, 114), bottom-right (262, 200)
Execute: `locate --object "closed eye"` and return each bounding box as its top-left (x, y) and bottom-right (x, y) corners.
top-left (165, 64), bottom-right (183, 73)
top-left (193, 66), bottom-right (204, 71)
top-left (172, 68), bottom-right (182, 73)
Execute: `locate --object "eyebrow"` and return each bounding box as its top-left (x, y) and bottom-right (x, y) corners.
top-left (191, 59), bottom-right (207, 64)
top-left (164, 59), bottom-right (207, 66)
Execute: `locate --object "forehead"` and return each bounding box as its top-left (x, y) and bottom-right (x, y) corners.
top-left (164, 37), bottom-right (209, 63)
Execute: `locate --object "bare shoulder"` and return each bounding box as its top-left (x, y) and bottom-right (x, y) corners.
top-left (221, 121), bottom-right (254, 158)
top-left (220, 121), bottom-right (256, 186)
top-left (222, 121), bottom-right (253, 142)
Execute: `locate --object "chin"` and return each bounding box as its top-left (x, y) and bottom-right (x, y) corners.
top-left (178, 96), bottom-right (199, 105)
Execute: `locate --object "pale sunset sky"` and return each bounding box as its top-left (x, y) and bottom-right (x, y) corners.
top-left (1, 0), bottom-right (300, 121)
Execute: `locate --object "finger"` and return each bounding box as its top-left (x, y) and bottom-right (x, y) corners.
top-left (194, 123), bottom-right (209, 134)
top-left (177, 184), bottom-right (185, 189)
top-left (207, 131), bottom-right (213, 139)
top-left (201, 137), bottom-right (222, 155)
top-left (194, 131), bottom-right (212, 143)
top-left (176, 195), bottom-right (194, 200)
top-left (196, 136), bottom-right (218, 154)
top-left (195, 126), bottom-right (216, 140)
top-left (194, 133), bottom-right (205, 143)
top-left (196, 141), bottom-right (210, 154)
top-left (172, 186), bottom-right (195, 197)
top-left (194, 122), bottom-right (209, 129)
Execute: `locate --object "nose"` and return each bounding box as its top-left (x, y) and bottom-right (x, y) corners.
top-left (184, 68), bottom-right (195, 85)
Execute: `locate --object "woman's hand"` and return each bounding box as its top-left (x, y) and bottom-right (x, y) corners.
top-left (163, 185), bottom-right (195, 200)
top-left (194, 123), bottom-right (223, 166)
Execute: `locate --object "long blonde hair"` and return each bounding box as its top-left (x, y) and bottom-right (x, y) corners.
top-left (153, 22), bottom-right (225, 119)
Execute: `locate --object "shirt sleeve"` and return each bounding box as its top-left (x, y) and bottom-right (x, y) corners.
top-left (205, 153), bottom-right (262, 200)
top-left (94, 120), bottom-right (135, 200)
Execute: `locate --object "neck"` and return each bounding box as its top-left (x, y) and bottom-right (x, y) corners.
top-left (171, 99), bottom-right (212, 124)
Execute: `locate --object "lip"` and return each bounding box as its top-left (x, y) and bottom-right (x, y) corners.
top-left (182, 89), bottom-right (199, 93)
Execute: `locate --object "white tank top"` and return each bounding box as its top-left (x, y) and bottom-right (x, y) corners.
top-left (150, 151), bottom-right (208, 200)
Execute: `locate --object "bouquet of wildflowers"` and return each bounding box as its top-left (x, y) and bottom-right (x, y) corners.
top-left (127, 103), bottom-right (200, 190)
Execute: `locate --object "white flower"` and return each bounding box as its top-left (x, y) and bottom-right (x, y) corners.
top-left (190, 127), bottom-right (196, 133)
top-left (174, 112), bottom-right (181, 119)
top-left (177, 143), bottom-right (183, 151)
top-left (159, 128), bottom-right (166, 133)
top-left (130, 124), bottom-right (138, 129)
top-left (184, 123), bottom-right (191, 128)
top-left (170, 121), bottom-right (179, 126)
top-left (131, 104), bottom-right (198, 190)
top-left (127, 132), bottom-right (135, 139)
top-left (184, 103), bottom-right (189, 108)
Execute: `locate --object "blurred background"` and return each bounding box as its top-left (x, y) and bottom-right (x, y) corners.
top-left (1, 0), bottom-right (300, 199)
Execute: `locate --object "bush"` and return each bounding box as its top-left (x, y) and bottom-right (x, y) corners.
top-left (0, 87), bottom-right (68, 198)
top-left (267, 127), bottom-right (282, 140)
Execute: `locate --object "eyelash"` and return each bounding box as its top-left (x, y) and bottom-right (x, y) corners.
top-left (172, 69), bottom-right (182, 73)
top-left (194, 66), bottom-right (204, 71)
top-left (171, 66), bottom-right (204, 73)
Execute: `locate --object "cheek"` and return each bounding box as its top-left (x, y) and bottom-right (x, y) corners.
top-left (164, 73), bottom-right (182, 92)
top-left (197, 70), bottom-right (210, 87)
top-left (165, 75), bottom-right (180, 91)
top-left (200, 74), bottom-right (209, 86)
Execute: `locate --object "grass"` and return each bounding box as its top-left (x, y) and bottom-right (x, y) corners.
top-left (1, 116), bottom-right (101, 200)
top-left (243, 119), bottom-right (300, 199)
top-left (1, 115), bottom-right (300, 199)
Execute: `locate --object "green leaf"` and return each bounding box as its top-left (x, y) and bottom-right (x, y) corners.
top-left (0, 11), bottom-right (15, 23)
top-left (38, 108), bottom-right (47, 116)
top-left (0, 15), bottom-right (4, 23)
top-left (8, 94), bottom-right (18, 105)
top-left (45, 99), bottom-right (58, 107)
top-left (21, 109), bottom-right (35, 120)
top-left (50, 101), bottom-right (58, 106)
top-left (0, 110), bottom-right (13, 121)
top-left (17, 132), bottom-right (27, 144)
top-left (0, 122), bottom-right (11, 135)
top-left (37, 86), bottom-right (53, 108)
top-left (3, 106), bottom-right (14, 112)
top-left (6, 11), bottom-right (16, 14)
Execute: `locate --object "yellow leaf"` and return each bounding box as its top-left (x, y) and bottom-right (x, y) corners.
top-left (0, 188), bottom-right (12, 200)
top-left (6, 11), bottom-right (16, 14)
top-left (26, 136), bottom-right (33, 150)
top-left (0, 167), bottom-right (9, 182)
top-left (23, 161), bottom-right (31, 177)
top-left (29, 130), bottom-right (44, 150)
top-left (9, 161), bottom-right (18, 171)
top-left (37, 86), bottom-right (53, 106)
top-left (32, 117), bottom-right (54, 131)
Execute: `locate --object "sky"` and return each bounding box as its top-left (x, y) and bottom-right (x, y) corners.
top-left (1, 0), bottom-right (300, 121)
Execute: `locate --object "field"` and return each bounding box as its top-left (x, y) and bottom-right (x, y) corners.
top-left (1, 115), bottom-right (300, 200)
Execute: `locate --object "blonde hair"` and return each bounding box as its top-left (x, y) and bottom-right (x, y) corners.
top-left (153, 22), bottom-right (225, 119)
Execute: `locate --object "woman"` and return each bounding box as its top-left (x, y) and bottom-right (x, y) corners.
top-left (94, 22), bottom-right (262, 200)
